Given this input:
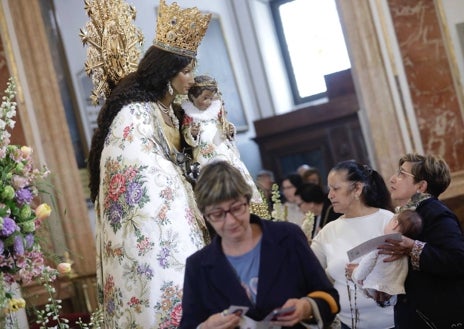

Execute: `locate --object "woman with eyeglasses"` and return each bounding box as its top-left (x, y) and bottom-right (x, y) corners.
top-left (377, 153), bottom-right (464, 329)
top-left (179, 161), bottom-right (340, 329)
top-left (310, 160), bottom-right (395, 329)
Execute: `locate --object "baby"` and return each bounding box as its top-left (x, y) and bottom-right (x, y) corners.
top-left (351, 209), bottom-right (423, 304)
top-left (181, 75), bottom-right (262, 203)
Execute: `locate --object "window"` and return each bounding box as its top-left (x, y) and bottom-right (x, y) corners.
top-left (271, 0), bottom-right (351, 104)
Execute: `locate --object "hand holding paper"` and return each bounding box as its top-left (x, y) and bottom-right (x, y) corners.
top-left (347, 233), bottom-right (402, 262)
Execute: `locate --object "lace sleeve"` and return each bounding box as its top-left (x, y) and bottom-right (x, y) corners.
top-left (410, 240), bottom-right (426, 270)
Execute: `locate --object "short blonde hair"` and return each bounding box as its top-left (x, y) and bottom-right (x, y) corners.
top-left (399, 153), bottom-right (450, 197)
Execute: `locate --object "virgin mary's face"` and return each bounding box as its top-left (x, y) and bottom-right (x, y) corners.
top-left (171, 61), bottom-right (195, 95)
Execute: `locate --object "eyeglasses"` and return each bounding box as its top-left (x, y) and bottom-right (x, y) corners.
top-left (205, 202), bottom-right (248, 223)
top-left (396, 168), bottom-right (415, 179)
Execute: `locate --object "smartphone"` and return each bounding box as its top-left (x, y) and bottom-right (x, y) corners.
top-left (270, 306), bottom-right (296, 321)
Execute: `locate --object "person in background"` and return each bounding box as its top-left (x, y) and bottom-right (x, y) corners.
top-left (302, 167), bottom-right (323, 187)
top-left (280, 173), bottom-right (305, 225)
top-left (85, 1), bottom-right (212, 327)
top-left (181, 75), bottom-right (262, 204)
top-left (180, 161), bottom-right (340, 329)
top-left (378, 153), bottom-right (464, 329)
top-left (297, 163), bottom-right (312, 176)
top-left (311, 160), bottom-right (395, 329)
top-left (348, 209), bottom-right (422, 306)
top-left (256, 169), bottom-right (276, 214)
top-left (295, 182), bottom-right (340, 238)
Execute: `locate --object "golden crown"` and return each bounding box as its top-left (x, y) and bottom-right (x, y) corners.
top-left (153, 0), bottom-right (211, 58)
top-left (194, 78), bottom-right (217, 88)
top-left (80, 0), bottom-right (144, 104)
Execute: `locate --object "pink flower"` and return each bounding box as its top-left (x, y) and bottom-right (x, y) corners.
top-left (182, 115), bottom-right (193, 126)
top-left (57, 262), bottom-right (72, 275)
top-left (123, 124), bottom-right (133, 138)
top-left (170, 303), bottom-right (183, 326)
top-left (108, 174), bottom-right (126, 201)
top-left (11, 175), bottom-right (29, 189)
top-left (128, 296), bottom-right (140, 306)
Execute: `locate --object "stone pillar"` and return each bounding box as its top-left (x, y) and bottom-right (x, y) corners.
top-left (0, 0), bottom-right (96, 276)
top-left (336, 0), bottom-right (406, 177)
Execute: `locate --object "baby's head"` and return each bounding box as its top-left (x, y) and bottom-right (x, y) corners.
top-left (188, 75), bottom-right (218, 111)
top-left (385, 209), bottom-right (423, 238)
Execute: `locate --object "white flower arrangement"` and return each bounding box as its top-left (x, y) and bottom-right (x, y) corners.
top-left (0, 78), bottom-right (16, 143)
top-left (270, 183), bottom-right (287, 221)
top-left (269, 181), bottom-right (315, 244)
top-left (301, 211), bottom-right (315, 243)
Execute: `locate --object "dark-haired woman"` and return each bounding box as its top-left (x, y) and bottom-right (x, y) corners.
top-left (88, 44), bottom-right (210, 328)
top-left (311, 160), bottom-right (395, 329)
top-left (280, 173), bottom-right (305, 225)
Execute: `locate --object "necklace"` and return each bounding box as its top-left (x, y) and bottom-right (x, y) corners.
top-left (156, 101), bottom-right (179, 128)
top-left (157, 101), bottom-right (170, 113)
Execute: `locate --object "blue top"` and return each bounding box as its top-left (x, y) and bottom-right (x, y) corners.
top-left (227, 238), bottom-right (262, 304)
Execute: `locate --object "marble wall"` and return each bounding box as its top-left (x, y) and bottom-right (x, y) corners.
top-left (388, 0), bottom-right (464, 172)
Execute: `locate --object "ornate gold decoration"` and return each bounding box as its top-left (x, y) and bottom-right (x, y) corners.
top-left (250, 201), bottom-right (271, 220)
top-left (250, 185), bottom-right (272, 220)
top-left (194, 79), bottom-right (217, 88)
top-left (79, 0), bottom-right (144, 104)
top-left (153, 0), bottom-right (212, 58)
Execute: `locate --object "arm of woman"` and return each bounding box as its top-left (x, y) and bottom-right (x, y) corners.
top-left (380, 203), bottom-right (464, 277)
top-left (293, 226), bottom-right (340, 327)
top-left (310, 229), bottom-right (328, 269)
top-left (414, 211), bottom-right (464, 276)
top-left (180, 255), bottom-right (241, 329)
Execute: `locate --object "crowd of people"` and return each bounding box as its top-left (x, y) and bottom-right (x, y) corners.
top-left (83, 0), bottom-right (464, 328)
